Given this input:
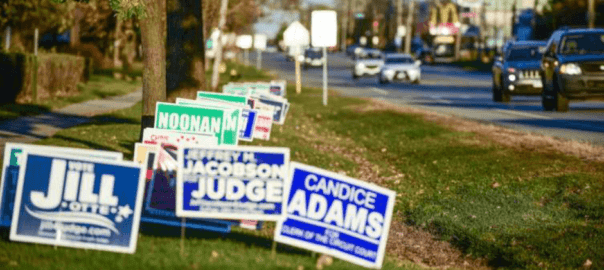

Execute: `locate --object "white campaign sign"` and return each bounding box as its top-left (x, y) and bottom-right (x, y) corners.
top-left (311, 11), bottom-right (338, 48)
top-left (283, 21), bottom-right (310, 47)
top-left (254, 34), bottom-right (267, 50)
top-left (236, 35), bottom-right (253, 49)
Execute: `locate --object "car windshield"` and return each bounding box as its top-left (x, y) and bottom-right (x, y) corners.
top-left (506, 47), bottom-right (544, 61)
top-left (359, 53), bottom-right (381, 59)
top-left (385, 57), bottom-right (413, 64)
top-left (559, 33), bottom-right (604, 55)
top-left (305, 51), bottom-right (323, 58)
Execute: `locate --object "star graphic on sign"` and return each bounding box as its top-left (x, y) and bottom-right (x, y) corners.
top-left (115, 204), bottom-right (133, 223)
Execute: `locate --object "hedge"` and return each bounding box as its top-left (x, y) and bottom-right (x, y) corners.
top-left (0, 52), bottom-right (88, 104)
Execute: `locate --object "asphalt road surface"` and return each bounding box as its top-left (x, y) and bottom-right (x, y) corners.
top-left (250, 51), bottom-right (604, 146)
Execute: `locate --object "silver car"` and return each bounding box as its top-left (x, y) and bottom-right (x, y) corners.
top-left (379, 54), bottom-right (421, 84)
top-left (352, 50), bottom-right (383, 79)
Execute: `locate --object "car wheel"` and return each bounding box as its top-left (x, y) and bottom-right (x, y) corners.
top-left (379, 78), bottom-right (388, 84)
top-left (501, 91), bottom-right (511, 103)
top-left (412, 79), bottom-right (420, 84)
top-left (555, 92), bottom-right (569, 112)
top-left (353, 73), bottom-right (359, 80)
top-left (542, 92), bottom-right (555, 111)
top-left (492, 81), bottom-right (503, 102)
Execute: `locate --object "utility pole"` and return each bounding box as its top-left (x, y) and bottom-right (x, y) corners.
top-left (210, 0), bottom-right (229, 91)
top-left (397, 0), bottom-right (403, 52)
top-left (588, 0), bottom-right (595, 28)
top-left (404, 0), bottom-right (414, 54)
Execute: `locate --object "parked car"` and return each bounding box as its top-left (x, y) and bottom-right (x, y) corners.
top-left (346, 44), bottom-right (360, 57)
top-left (352, 50), bottom-right (383, 79)
top-left (379, 54), bottom-right (421, 84)
top-left (492, 40), bottom-right (547, 102)
top-left (303, 48), bottom-right (324, 69)
top-left (541, 28), bottom-right (604, 111)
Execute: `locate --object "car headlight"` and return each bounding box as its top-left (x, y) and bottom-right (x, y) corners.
top-left (383, 69), bottom-right (395, 76)
top-left (508, 74), bottom-right (516, 82)
top-left (357, 63), bottom-right (365, 69)
top-left (560, 63), bottom-right (582, 75)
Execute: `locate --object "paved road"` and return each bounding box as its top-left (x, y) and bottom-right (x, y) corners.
top-left (0, 90), bottom-right (142, 154)
top-left (254, 51), bottom-right (604, 146)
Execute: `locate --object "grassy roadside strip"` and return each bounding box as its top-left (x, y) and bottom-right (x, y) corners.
top-left (3, 63), bottom-right (603, 269)
top-left (0, 63), bottom-right (421, 270)
top-left (0, 74), bottom-right (142, 122)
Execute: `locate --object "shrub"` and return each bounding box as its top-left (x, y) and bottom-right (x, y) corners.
top-left (0, 52), bottom-right (87, 103)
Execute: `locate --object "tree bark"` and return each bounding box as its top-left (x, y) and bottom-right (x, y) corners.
top-left (210, 0), bottom-right (229, 91)
top-left (139, 0), bottom-right (167, 139)
top-left (70, 7), bottom-right (83, 47)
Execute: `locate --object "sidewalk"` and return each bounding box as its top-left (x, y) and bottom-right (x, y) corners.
top-left (0, 89), bottom-right (142, 154)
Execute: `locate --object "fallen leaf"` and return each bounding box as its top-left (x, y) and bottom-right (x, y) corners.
top-left (491, 182), bottom-right (501, 188)
top-left (584, 259), bottom-right (592, 267)
top-left (297, 266), bottom-right (304, 270)
top-left (211, 251), bottom-right (219, 258)
top-left (381, 148), bottom-right (387, 152)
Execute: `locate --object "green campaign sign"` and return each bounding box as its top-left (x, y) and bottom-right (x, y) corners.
top-left (154, 102), bottom-right (240, 145)
top-left (223, 85), bottom-right (249, 96)
top-left (197, 91), bottom-right (248, 105)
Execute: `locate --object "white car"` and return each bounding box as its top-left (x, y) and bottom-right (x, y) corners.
top-left (352, 50), bottom-right (383, 79)
top-left (379, 54), bottom-right (421, 84)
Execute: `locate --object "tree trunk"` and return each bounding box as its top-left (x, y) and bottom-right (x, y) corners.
top-left (70, 7), bottom-right (82, 47)
top-left (210, 0), bottom-right (229, 91)
top-left (139, 0), bottom-right (167, 140)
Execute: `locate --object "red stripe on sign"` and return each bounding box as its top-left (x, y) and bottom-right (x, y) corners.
top-left (146, 169), bottom-right (154, 180)
top-left (256, 127), bottom-right (269, 132)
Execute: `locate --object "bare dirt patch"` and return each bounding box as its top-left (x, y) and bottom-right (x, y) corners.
top-left (356, 100), bottom-right (604, 163)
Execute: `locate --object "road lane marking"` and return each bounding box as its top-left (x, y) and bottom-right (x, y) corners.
top-left (493, 109), bottom-right (552, 119)
top-left (371, 87), bottom-right (389, 95)
top-left (428, 95), bottom-right (452, 104)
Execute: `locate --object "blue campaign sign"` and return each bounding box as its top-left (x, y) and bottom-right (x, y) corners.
top-left (141, 168), bottom-right (236, 233)
top-left (239, 109), bottom-right (257, 142)
top-left (0, 143), bottom-right (122, 228)
top-left (274, 162), bottom-right (396, 269)
top-left (176, 145), bottom-right (290, 221)
top-left (9, 151), bottom-right (143, 253)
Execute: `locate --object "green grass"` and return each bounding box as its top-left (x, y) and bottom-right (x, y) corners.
top-left (3, 63), bottom-right (604, 269)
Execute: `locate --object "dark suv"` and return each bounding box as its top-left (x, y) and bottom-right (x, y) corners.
top-left (492, 41), bottom-right (547, 102)
top-left (541, 28), bottom-right (604, 111)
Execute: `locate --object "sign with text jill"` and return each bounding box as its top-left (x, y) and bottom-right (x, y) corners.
top-left (0, 143), bottom-right (122, 228)
top-left (176, 145), bottom-right (290, 221)
top-left (274, 162), bottom-right (396, 269)
top-left (10, 151), bottom-right (145, 253)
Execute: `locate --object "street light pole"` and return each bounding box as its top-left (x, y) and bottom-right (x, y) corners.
top-left (588, 0), bottom-right (595, 29)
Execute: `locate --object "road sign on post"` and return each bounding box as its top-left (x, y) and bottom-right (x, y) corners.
top-left (236, 35), bottom-right (253, 66)
top-left (283, 22), bottom-right (310, 95)
top-left (254, 34), bottom-right (267, 70)
top-left (311, 10), bottom-right (337, 106)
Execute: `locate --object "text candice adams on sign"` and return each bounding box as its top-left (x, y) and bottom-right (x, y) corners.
top-left (274, 162), bottom-right (396, 269)
top-left (9, 151), bottom-right (145, 253)
top-left (176, 145), bottom-right (290, 221)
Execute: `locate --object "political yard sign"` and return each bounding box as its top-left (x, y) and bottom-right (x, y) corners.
top-left (176, 145), bottom-right (290, 221)
top-left (155, 102), bottom-right (240, 145)
top-left (9, 151), bottom-right (145, 253)
top-left (0, 143), bottom-right (122, 228)
top-left (274, 162), bottom-right (396, 269)
top-left (197, 91), bottom-right (248, 105)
